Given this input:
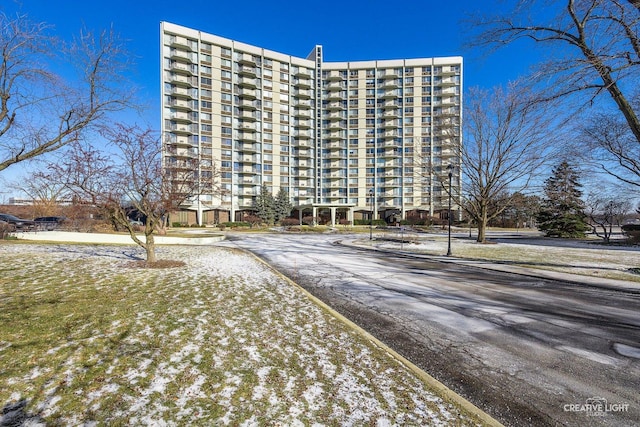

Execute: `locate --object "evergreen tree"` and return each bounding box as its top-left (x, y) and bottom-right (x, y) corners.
top-left (274, 188), bottom-right (293, 224)
top-left (254, 185), bottom-right (275, 225)
top-left (536, 161), bottom-right (590, 238)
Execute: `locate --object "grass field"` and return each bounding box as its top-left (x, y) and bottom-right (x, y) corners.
top-left (0, 243), bottom-right (485, 425)
top-left (371, 230), bottom-right (640, 284)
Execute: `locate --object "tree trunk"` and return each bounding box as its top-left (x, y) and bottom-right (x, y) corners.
top-left (476, 204), bottom-right (489, 243)
top-left (145, 233), bottom-right (156, 263)
top-left (477, 222), bottom-right (487, 243)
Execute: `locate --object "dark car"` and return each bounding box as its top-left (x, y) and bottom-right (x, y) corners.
top-left (34, 216), bottom-right (67, 230)
top-left (0, 213), bottom-right (36, 230)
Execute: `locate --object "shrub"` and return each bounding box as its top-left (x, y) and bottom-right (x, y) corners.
top-left (621, 224), bottom-right (640, 244)
top-left (281, 217), bottom-right (301, 227)
top-left (244, 215), bottom-right (262, 228)
top-left (354, 219), bottom-right (387, 226)
top-left (0, 222), bottom-right (15, 239)
top-left (221, 221), bottom-right (251, 228)
top-left (172, 222), bottom-right (188, 228)
top-left (302, 216), bottom-right (318, 226)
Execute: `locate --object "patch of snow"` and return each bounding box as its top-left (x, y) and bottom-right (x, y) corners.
top-left (613, 342), bottom-right (640, 359)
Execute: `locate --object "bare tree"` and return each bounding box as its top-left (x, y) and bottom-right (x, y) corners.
top-left (581, 105), bottom-right (640, 188)
top-left (46, 124), bottom-right (202, 263)
top-left (462, 84), bottom-right (557, 242)
top-left (585, 192), bottom-right (632, 242)
top-left (473, 0), bottom-right (640, 148)
top-left (0, 13), bottom-right (132, 172)
top-left (11, 174), bottom-right (70, 217)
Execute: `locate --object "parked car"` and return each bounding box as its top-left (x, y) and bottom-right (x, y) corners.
top-left (0, 213), bottom-right (36, 230)
top-left (34, 216), bottom-right (67, 230)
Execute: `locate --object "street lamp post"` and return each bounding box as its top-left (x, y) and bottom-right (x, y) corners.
top-left (369, 189), bottom-right (374, 241)
top-left (447, 164), bottom-right (453, 256)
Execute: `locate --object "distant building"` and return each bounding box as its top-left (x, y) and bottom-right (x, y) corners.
top-left (161, 22), bottom-right (462, 225)
top-left (7, 198), bottom-right (73, 206)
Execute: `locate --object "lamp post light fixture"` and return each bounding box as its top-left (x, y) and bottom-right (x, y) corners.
top-left (369, 188), bottom-right (374, 241)
top-left (446, 163), bottom-right (454, 257)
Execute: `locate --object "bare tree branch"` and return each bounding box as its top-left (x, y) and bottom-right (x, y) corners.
top-left (470, 0), bottom-right (640, 147)
top-left (0, 13), bottom-right (134, 172)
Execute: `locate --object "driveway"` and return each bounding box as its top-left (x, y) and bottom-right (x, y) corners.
top-left (219, 232), bottom-right (640, 427)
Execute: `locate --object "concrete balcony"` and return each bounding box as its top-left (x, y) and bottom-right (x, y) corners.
top-left (238, 65), bottom-right (257, 76)
top-left (293, 77), bottom-right (312, 88)
top-left (238, 132), bottom-right (257, 142)
top-left (168, 87), bottom-right (198, 99)
top-left (238, 121), bottom-right (256, 131)
top-left (380, 119), bottom-right (399, 129)
top-left (239, 110), bottom-right (258, 121)
top-left (238, 53), bottom-right (256, 65)
top-left (167, 73), bottom-right (198, 87)
top-left (326, 101), bottom-right (345, 110)
top-left (378, 69), bottom-right (399, 79)
top-left (326, 70), bottom-right (344, 81)
top-left (167, 35), bottom-right (197, 51)
top-left (295, 68), bottom-right (313, 78)
top-left (381, 99), bottom-right (401, 109)
top-left (167, 98), bottom-right (196, 111)
top-left (326, 131), bottom-right (346, 140)
top-left (238, 76), bottom-right (257, 87)
top-left (237, 142), bottom-right (259, 152)
top-left (169, 111), bottom-right (194, 122)
top-left (379, 89), bottom-right (400, 99)
top-left (326, 121), bottom-right (346, 131)
top-left (294, 108), bottom-right (312, 118)
top-left (169, 62), bottom-right (197, 75)
top-left (326, 91), bottom-right (344, 101)
top-left (294, 99), bottom-right (312, 108)
top-left (169, 49), bottom-right (196, 62)
top-left (382, 79), bottom-right (400, 88)
top-left (294, 130), bottom-right (312, 138)
top-left (293, 89), bottom-right (312, 99)
top-left (326, 81), bottom-right (345, 91)
top-left (238, 99), bottom-right (258, 110)
top-left (238, 88), bottom-right (257, 99)
top-left (294, 119), bottom-right (312, 129)
top-left (296, 149), bottom-right (313, 158)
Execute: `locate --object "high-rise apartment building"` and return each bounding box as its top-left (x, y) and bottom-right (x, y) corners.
top-left (161, 22), bottom-right (462, 225)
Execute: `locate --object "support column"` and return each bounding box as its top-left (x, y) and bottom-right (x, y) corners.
top-left (312, 206), bottom-right (317, 226)
top-left (330, 207), bottom-right (336, 226)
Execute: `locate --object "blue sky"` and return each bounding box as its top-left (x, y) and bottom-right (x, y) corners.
top-left (0, 0), bottom-right (546, 198)
top-left (2, 0), bottom-right (538, 126)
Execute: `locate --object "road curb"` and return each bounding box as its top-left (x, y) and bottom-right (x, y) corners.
top-left (242, 248), bottom-right (505, 427)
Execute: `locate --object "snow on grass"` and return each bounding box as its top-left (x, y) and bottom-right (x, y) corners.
top-left (373, 232), bottom-right (640, 283)
top-left (0, 243), bottom-right (483, 425)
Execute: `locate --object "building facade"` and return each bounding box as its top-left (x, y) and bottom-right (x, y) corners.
top-left (161, 22), bottom-right (462, 225)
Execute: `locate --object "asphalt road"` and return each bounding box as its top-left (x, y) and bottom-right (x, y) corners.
top-left (219, 233), bottom-right (640, 427)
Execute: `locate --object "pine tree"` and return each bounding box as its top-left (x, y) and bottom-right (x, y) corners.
top-left (254, 186), bottom-right (275, 225)
top-left (536, 161), bottom-right (590, 238)
top-left (274, 188), bottom-right (293, 224)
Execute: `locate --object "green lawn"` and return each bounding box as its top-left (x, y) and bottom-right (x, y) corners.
top-left (0, 243), bottom-right (487, 425)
